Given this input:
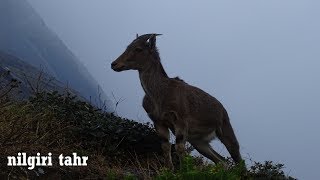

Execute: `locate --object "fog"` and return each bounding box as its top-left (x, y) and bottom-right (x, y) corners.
top-left (28, 0), bottom-right (320, 179)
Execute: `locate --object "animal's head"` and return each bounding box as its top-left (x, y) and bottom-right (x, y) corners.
top-left (111, 33), bottom-right (161, 72)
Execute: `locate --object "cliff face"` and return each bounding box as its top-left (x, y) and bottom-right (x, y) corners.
top-left (0, 0), bottom-right (111, 109)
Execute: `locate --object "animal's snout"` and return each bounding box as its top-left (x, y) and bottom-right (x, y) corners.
top-left (111, 61), bottom-right (118, 69)
top-left (111, 61), bottom-right (125, 72)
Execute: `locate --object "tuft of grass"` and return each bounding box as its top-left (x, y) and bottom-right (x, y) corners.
top-left (155, 156), bottom-right (295, 180)
top-left (156, 155), bottom-right (245, 180)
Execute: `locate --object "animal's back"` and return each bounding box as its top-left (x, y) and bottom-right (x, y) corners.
top-left (167, 78), bottom-right (225, 123)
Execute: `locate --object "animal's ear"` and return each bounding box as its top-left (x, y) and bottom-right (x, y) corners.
top-left (148, 35), bottom-right (157, 50)
top-left (136, 33), bottom-right (139, 39)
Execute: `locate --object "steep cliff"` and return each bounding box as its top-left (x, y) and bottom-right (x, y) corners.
top-left (0, 0), bottom-right (111, 109)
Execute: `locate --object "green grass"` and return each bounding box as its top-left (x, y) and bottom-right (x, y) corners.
top-left (155, 155), bottom-right (295, 180)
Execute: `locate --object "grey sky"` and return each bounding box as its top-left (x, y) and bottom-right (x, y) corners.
top-left (28, 0), bottom-right (320, 179)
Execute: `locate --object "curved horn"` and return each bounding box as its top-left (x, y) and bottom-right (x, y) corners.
top-left (129, 33), bottom-right (162, 47)
top-left (136, 33), bottom-right (162, 42)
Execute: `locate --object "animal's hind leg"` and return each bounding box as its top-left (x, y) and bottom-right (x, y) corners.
top-left (217, 117), bottom-right (242, 163)
top-left (190, 141), bottom-right (226, 164)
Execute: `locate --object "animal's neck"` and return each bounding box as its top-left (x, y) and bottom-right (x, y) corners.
top-left (139, 59), bottom-right (169, 99)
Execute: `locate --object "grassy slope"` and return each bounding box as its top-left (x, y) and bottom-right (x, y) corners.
top-left (0, 76), bottom-right (296, 179)
top-left (0, 91), bottom-right (164, 179)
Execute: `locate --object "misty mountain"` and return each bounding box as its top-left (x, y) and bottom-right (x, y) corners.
top-left (0, 0), bottom-right (111, 110)
top-left (0, 51), bottom-right (85, 100)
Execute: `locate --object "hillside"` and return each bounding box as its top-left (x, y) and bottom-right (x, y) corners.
top-left (0, 82), bottom-right (163, 179)
top-left (0, 74), bottom-right (296, 179)
top-left (0, 0), bottom-right (111, 109)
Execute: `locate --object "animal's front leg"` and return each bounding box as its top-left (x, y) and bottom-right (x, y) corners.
top-left (175, 124), bottom-right (187, 164)
top-left (169, 112), bottom-right (187, 165)
top-left (154, 123), bottom-right (173, 170)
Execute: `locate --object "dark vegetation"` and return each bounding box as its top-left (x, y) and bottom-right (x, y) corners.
top-left (0, 70), bottom-right (296, 179)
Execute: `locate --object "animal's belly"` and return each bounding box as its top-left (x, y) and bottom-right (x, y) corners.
top-left (187, 130), bottom-right (217, 142)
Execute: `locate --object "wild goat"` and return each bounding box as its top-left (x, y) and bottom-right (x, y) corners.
top-left (111, 34), bottom-right (242, 169)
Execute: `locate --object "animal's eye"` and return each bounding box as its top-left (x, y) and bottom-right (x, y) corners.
top-left (135, 47), bottom-right (143, 52)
